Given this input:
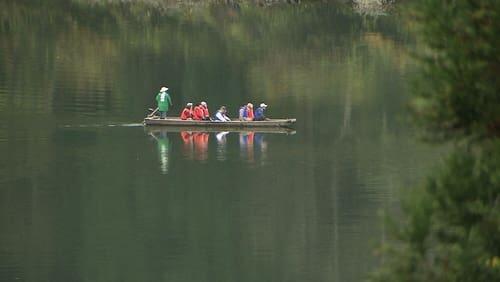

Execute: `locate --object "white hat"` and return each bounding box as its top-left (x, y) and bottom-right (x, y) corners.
top-left (201, 101), bottom-right (207, 106)
top-left (260, 103), bottom-right (268, 108)
top-left (187, 102), bottom-right (193, 106)
top-left (160, 86), bottom-right (168, 92)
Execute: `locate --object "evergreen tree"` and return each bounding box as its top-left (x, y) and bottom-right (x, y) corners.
top-left (411, 0), bottom-right (500, 141)
top-left (373, 1), bottom-right (500, 281)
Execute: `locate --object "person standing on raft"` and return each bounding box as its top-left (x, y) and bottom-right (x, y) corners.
top-left (155, 86), bottom-right (173, 119)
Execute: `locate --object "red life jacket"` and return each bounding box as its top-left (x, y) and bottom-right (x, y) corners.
top-left (246, 107), bottom-right (254, 120)
top-left (202, 106), bottom-right (210, 118)
top-left (193, 106), bottom-right (204, 120)
top-left (180, 108), bottom-right (192, 120)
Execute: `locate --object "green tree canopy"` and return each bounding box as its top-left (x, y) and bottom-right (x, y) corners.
top-left (410, 0), bottom-right (500, 141)
top-left (373, 1), bottom-right (500, 281)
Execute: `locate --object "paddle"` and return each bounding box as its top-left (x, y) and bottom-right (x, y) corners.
top-left (147, 107), bottom-right (159, 118)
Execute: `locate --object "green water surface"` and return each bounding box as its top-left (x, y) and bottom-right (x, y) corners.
top-left (0, 1), bottom-right (437, 281)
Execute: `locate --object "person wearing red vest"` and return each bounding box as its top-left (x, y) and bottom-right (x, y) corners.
top-left (200, 101), bottom-right (210, 120)
top-left (193, 104), bottom-right (205, 120)
top-left (245, 103), bottom-right (254, 121)
top-left (180, 103), bottom-right (193, 120)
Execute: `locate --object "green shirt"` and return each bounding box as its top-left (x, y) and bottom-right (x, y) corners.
top-left (156, 92), bottom-right (172, 112)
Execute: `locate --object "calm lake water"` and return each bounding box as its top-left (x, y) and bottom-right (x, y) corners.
top-left (0, 1), bottom-right (438, 281)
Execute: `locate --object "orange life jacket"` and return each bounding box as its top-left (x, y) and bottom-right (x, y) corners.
top-left (193, 106), bottom-right (204, 120)
top-left (202, 106), bottom-right (210, 118)
top-left (246, 107), bottom-right (254, 120)
top-left (180, 108), bottom-right (193, 120)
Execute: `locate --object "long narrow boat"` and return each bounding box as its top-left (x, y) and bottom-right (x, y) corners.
top-left (145, 125), bottom-right (296, 135)
top-left (143, 117), bottom-right (296, 129)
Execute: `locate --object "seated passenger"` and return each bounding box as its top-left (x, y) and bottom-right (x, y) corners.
top-left (180, 103), bottom-right (193, 120)
top-left (238, 105), bottom-right (246, 121)
top-left (201, 101), bottom-right (210, 120)
top-left (193, 103), bottom-right (205, 120)
top-left (244, 103), bottom-right (254, 121)
top-left (214, 106), bottom-right (231, 121)
top-left (254, 103), bottom-right (268, 121)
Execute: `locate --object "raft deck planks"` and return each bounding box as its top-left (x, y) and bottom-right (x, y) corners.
top-left (143, 117), bottom-right (296, 129)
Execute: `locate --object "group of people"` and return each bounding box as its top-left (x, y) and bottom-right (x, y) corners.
top-left (180, 101), bottom-right (212, 120)
top-left (180, 102), bottom-right (268, 121)
top-left (155, 86), bottom-right (269, 121)
top-left (238, 103), bottom-right (268, 121)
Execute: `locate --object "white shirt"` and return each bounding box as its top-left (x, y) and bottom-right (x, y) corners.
top-left (215, 111), bottom-right (231, 121)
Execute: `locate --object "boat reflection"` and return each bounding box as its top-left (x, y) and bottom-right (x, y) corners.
top-left (145, 126), bottom-right (295, 172)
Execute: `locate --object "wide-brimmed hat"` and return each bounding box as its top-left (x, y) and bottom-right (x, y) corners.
top-left (260, 103), bottom-right (268, 108)
top-left (160, 86), bottom-right (168, 92)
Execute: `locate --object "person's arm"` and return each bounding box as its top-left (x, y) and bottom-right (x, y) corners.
top-left (215, 112), bottom-right (223, 121)
top-left (168, 94), bottom-right (173, 106)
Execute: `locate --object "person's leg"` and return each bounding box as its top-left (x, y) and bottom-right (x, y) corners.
top-left (160, 111), bottom-right (166, 119)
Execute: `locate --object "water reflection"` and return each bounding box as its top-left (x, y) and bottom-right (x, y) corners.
top-left (255, 133), bottom-right (268, 166)
top-left (216, 131), bottom-right (230, 161)
top-left (149, 131), bottom-right (170, 174)
top-left (193, 132), bottom-right (210, 162)
top-left (239, 132), bottom-right (255, 164)
top-left (0, 1), bottom-right (431, 281)
top-left (146, 127), bottom-right (291, 172)
top-left (180, 131), bottom-right (194, 160)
